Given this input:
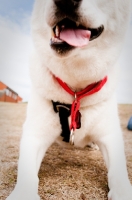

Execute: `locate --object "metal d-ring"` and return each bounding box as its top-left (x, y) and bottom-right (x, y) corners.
top-left (74, 92), bottom-right (77, 101)
top-left (70, 129), bottom-right (74, 145)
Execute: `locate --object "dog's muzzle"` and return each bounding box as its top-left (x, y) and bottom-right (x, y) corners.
top-left (50, 0), bottom-right (104, 55)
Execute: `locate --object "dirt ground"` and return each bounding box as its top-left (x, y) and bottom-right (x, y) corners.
top-left (0, 102), bottom-right (132, 200)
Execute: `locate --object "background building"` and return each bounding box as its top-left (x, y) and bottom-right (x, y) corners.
top-left (0, 81), bottom-right (22, 103)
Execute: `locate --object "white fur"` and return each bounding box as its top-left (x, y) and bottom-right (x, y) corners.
top-left (6, 0), bottom-right (132, 199)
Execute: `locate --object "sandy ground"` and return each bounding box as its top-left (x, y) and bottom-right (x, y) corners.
top-left (0, 102), bottom-right (132, 200)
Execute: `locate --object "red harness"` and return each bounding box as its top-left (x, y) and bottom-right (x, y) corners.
top-left (55, 76), bottom-right (108, 132)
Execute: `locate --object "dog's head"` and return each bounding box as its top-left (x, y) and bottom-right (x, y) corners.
top-left (31, 0), bottom-right (131, 84)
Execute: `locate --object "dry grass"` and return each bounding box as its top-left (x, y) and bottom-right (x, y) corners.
top-left (0, 102), bottom-right (132, 200)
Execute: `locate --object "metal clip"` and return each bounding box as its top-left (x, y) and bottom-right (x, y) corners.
top-left (70, 129), bottom-right (74, 145)
top-left (74, 92), bottom-right (77, 102)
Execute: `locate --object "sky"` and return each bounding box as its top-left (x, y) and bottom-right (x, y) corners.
top-left (0, 0), bottom-right (132, 103)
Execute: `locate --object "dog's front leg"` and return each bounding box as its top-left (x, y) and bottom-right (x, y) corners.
top-left (6, 95), bottom-right (60, 200)
top-left (6, 137), bottom-right (45, 200)
top-left (97, 126), bottom-right (132, 200)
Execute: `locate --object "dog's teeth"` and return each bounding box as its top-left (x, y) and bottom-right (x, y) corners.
top-left (55, 25), bottom-right (59, 37)
top-left (51, 37), bottom-right (63, 43)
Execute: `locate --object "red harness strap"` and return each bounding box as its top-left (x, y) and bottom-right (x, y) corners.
top-left (55, 76), bottom-right (108, 131)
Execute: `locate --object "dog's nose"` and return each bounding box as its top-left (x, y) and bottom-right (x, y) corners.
top-left (54, 0), bottom-right (82, 10)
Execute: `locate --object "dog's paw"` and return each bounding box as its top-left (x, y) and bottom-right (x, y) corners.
top-left (108, 186), bottom-right (132, 200)
top-left (87, 142), bottom-right (99, 150)
top-left (6, 190), bottom-right (40, 200)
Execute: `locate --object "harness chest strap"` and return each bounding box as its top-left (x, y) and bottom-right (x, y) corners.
top-left (54, 76), bottom-right (108, 144)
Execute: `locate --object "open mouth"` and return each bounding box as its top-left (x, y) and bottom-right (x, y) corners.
top-left (50, 18), bottom-right (104, 53)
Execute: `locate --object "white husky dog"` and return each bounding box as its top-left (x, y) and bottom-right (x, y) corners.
top-left (7, 0), bottom-right (132, 199)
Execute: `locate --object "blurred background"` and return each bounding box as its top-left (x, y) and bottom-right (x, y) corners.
top-left (0, 0), bottom-right (132, 103)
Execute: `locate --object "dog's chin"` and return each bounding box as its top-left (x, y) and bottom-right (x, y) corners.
top-left (50, 40), bottom-right (75, 56)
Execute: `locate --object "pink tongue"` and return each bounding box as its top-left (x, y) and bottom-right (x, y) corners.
top-left (59, 29), bottom-right (91, 47)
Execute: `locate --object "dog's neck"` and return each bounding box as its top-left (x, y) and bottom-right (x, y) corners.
top-left (55, 76), bottom-right (108, 101)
